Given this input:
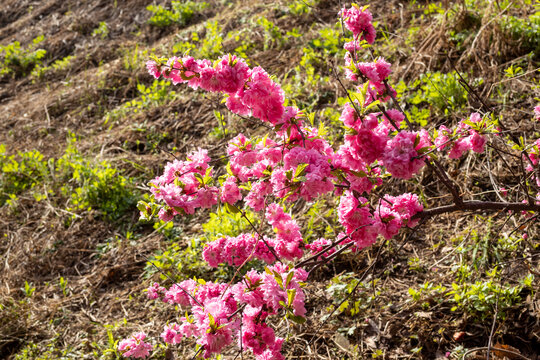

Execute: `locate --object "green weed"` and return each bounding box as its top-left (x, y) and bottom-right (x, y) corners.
top-left (0, 145), bottom-right (49, 206)
top-left (0, 35), bottom-right (46, 77)
top-left (92, 21), bottom-right (109, 39)
top-left (173, 20), bottom-right (223, 59)
top-left (56, 135), bottom-right (138, 221)
top-left (147, 1), bottom-right (208, 27)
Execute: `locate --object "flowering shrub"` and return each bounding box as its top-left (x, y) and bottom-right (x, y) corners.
top-left (120, 3), bottom-right (540, 359)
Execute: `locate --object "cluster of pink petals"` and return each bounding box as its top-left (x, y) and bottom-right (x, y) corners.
top-left (382, 130), bottom-right (431, 179)
top-left (434, 113), bottom-right (487, 159)
top-left (227, 133), bottom-right (281, 182)
top-left (338, 191), bottom-right (378, 249)
top-left (220, 176), bottom-right (242, 205)
top-left (118, 332), bottom-right (153, 359)
top-left (373, 193), bottom-right (423, 239)
top-left (340, 5), bottom-right (376, 44)
top-left (146, 54), bottom-right (293, 127)
top-left (149, 148), bottom-right (218, 218)
top-left (265, 203), bottom-right (304, 261)
top-left (356, 58), bottom-right (392, 83)
top-left (271, 147), bottom-right (334, 202)
top-left (140, 264), bottom-right (307, 359)
top-left (202, 233), bottom-right (275, 267)
top-left (305, 238), bottom-right (336, 259)
top-left (525, 139), bottom-right (540, 188)
top-left (534, 105), bottom-right (540, 121)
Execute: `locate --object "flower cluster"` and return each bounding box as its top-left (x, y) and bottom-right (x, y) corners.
top-left (434, 113), bottom-right (487, 159)
top-left (147, 54), bottom-right (289, 126)
top-left (340, 4), bottom-right (376, 44)
top-left (148, 148), bottom-right (217, 218)
top-left (142, 264), bottom-right (307, 359)
top-left (202, 233), bottom-right (275, 267)
top-left (525, 138), bottom-right (540, 188)
top-left (118, 332), bottom-right (153, 359)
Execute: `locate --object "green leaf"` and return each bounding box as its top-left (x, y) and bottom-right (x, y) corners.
top-left (225, 202), bottom-right (240, 214)
top-left (193, 172), bottom-right (204, 185)
top-left (294, 163), bottom-right (309, 178)
top-left (286, 271), bottom-right (295, 287)
top-left (273, 270), bottom-right (284, 289)
top-left (288, 314), bottom-right (306, 324)
top-left (287, 288), bottom-right (296, 306)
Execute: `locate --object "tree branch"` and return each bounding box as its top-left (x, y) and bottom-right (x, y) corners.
top-left (416, 200), bottom-right (540, 219)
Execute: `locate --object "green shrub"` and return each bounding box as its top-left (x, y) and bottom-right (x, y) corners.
top-left (147, 1), bottom-right (208, 27)
top-left (0, 145), bottom-right (49, 206)
top-left (502, 11), bottom-right (540, 56)
top-left (56, 135), bottom-right (138, 221)
top-left (0, 35), bottom-right (46, 77)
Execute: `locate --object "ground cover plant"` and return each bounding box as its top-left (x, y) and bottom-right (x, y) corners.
top-left (0, 0), bottom-right (539, 359)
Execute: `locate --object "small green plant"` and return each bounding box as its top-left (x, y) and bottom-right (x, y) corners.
top-left (288, 0), bottom-right (318, 15)
top-left (173, 20), bottom-right (223, 59)
top-left (22, 281), bottom-right (36, 298)
top-left (326, 273), bottom-right (380, 317)
top-left (0, 35), bottom-right (47, 77)
top-left (147, 1), bottom-right (208, 27)
top-left (104, 79), bottom-right (176, 124)
top-left (210, 110), bottom-right (229, 139)
top-left (31, 54), bottom-right (75, 79)
top-left (0, 144), bottom-right (49, 206)
top-left (397, 71), bottom-right (477, 122)
top-left (59, 277), bottom-right (68, 296)
top-left (92, 21), bottom-right (109, 39)
top-left (121, 43), bottom-right (149, 72)
top-left (448, 279), bottom-right (523, 319)
top-left (501, 11), bottom-right (540, 57)
top-left (256, 17), bottom-right (284, 50)
top-left (56, 134), bottom-right (138, 221)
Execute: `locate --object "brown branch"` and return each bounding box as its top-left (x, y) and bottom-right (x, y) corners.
top-left (416, 200), bottom-right (540, 219)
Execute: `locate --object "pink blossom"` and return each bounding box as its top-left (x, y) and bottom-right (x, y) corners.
top-left (340, 5), bottom-right (376, 44)
top-left (161, 323), bottom-right (183, 344)
top-left (338, 191), bottom-right (378, 249)
top-left (356, 58), bottom-right (391, 83)
top-left (434, 125), bottom-right (451, 151)
top-left (146, 60), bottom-right (161, 79)
top-left (535, 105), bottom-right (540, 121)
top-left (118, 332), bottom-right (153, 359)
top-left (147, 282), bottom-right (165, 300)
top-left (220, 176), bottom-right (242, 205)
top-left (266, 203), bottom-right (303, 260)
top-left (242, 67), bottom-right (285, 124)
top-left (382, 131), bottom-right (427, 179)
top-left (245, 181), bottom-right (272, 211)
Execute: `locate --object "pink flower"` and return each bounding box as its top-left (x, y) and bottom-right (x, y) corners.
top-left (434, 125), bottom-right (451, 151)
top-left (118, 332), bottom-right (153, 359)
top-left (338, 191), bottom-right (377, 249)
top-left (469, 130), bottom-right (486, 153)
top-left (214, 55), bottom-right (250, 94)
top-left (220, 176), bottom-right (242, 205)
top-left (340, 5), bottom-right (376, 44)
top-left (355, 58), bottom-right (391, 83)
top-left (242, 67), bottom-right (285, 124)
top-left (161, 323), bottom-right (183, 344)
top-left (535, 105), bottom-right (540, 121)
top-left (382, 131), bottom-right (427, 179)
top-left (146, 60), bottom-right (161, 79)
top-left (147, 282), bottom-right (165, 300)
top-left (245, 181), bottom-right (272, 211)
